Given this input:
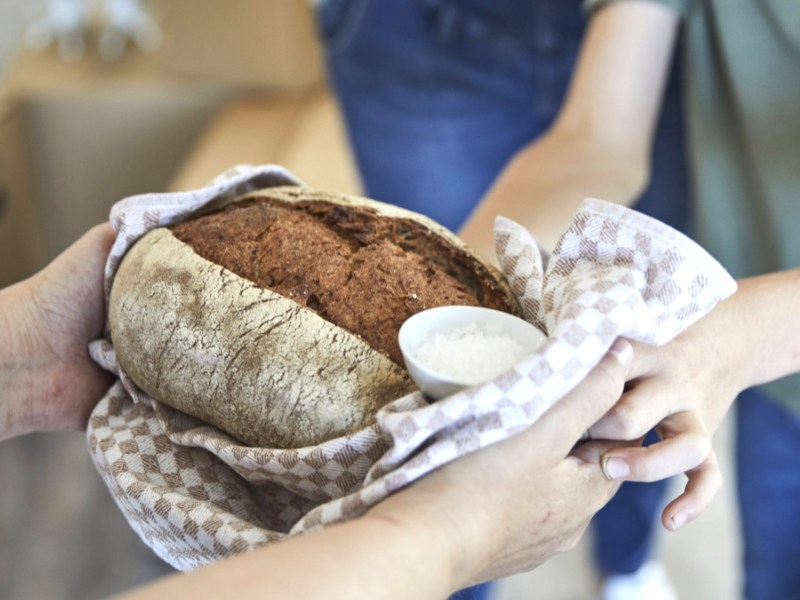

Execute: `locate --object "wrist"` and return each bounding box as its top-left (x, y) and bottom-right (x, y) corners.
top-left (365, 486), bottom-right (468, 595)
top-left (686, 274), bottom-right (785, 403)
top-left (0, 280), bottom-right (45, 439)
top-left (367, 464), bottom-right (511, 593)
top-left (546, 119), bottom-right (650, 201)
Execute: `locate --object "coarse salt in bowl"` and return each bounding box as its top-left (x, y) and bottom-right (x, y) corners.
top-left (398, 306), bottom-right (548, 400)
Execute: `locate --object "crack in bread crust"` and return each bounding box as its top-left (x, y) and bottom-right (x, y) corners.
top-left (170, 193), bottom-right (518, 364)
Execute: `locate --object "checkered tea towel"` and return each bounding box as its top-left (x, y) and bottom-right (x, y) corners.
top-left (87, 164), bottom-right (737, 571)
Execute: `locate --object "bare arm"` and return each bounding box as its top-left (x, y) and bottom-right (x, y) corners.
top-left (114, 513), bottom-right (457, 600)
top-left (459, 0), bottom-right (679, 256)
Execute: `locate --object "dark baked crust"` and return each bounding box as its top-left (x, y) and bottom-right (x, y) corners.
top-left (170, 194), bottom-right (518, 364)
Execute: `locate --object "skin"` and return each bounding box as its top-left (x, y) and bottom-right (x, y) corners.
top-left (459, 1), bottom-right (679, 254)
top-left (4, 219), bottom-right (796, 597)
top-left (594, 268), bottom-right (800, 530)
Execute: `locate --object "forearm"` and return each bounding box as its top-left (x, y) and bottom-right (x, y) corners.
top-left (728, 269), bottom-right (800, 388)
top-left (0, 281), bottom-right (41, 440)
top-left (540, 0), bottom-right (681, 207)
top-left (114, 512), bottom-right (457, 600)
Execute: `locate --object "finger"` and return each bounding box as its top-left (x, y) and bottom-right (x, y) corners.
top-left (661, 449), bottom-right (723, 531)
top-left (570, 438), bottom-right (642, 466)
top-left (535, 339), bottom-right (632, 454)
top-left (588, 376), bottom-right (676, 441)
top-left (600, 412), bottom-right (711, 482)
top-left (625, 339), bottom-right (661, 379)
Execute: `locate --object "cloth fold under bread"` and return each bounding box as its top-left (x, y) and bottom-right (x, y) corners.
top-left (87, 164), bottom-right (737, 570)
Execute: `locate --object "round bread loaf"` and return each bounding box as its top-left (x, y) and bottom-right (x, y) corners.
top-left (108, 186), bottom-right (520, 448)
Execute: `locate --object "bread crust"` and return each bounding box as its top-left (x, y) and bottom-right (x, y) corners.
top-left (109, 187), bottom-right (519, 448)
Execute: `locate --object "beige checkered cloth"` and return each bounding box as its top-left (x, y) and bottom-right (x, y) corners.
top-left (87, 164), bottom-right (737, 571)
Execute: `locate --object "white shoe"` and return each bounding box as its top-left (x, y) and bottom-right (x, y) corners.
top-left (597, 561), bottom-right (678, 600)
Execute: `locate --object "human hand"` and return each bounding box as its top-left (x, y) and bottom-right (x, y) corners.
top-left (590, 270), bottom-right (800, 531)
top-left (590, 335), bottom-right (735, 533)
top-left (0, 223), bottom-right (115, 440)
top-left (368, 340), bottom-right (635, 590)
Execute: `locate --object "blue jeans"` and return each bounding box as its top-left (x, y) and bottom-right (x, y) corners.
top-left (736, 387), bottom-right (800, 600)
top-left (315, 1), bottom-right (688, 598)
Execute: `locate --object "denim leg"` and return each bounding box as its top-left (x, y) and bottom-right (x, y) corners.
top-left (317, 0), bottom-right (585, 231)
top-left (736, 387), bottom-right (800, 600)
top-left (448, 583), bottom-right (494, 600)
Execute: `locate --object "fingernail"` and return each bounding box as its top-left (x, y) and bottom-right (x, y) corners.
top-left (609, 338), bottom-right (634, 374)
top-left (602, 456), bottom-right (630, 480)
top-left (670, 511), bottom-right (689, 531)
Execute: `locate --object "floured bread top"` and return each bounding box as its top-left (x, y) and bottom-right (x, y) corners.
top-left (170, 194), bottom-right (516, 365)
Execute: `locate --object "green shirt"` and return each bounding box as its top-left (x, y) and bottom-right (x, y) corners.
top-left (586, 0), bottom-right (800, 411)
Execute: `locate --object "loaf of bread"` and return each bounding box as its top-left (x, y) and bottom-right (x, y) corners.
top-left (108, 187), bottom-right (520, 448)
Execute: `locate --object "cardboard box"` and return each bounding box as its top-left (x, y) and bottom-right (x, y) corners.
top-left (169, 89), bottom-right (362, 195)
top-left (151, 0), bottom-right (324, 91)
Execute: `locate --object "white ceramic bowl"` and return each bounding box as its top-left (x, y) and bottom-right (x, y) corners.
top-left (398, 305), bottom-right (547, 400)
